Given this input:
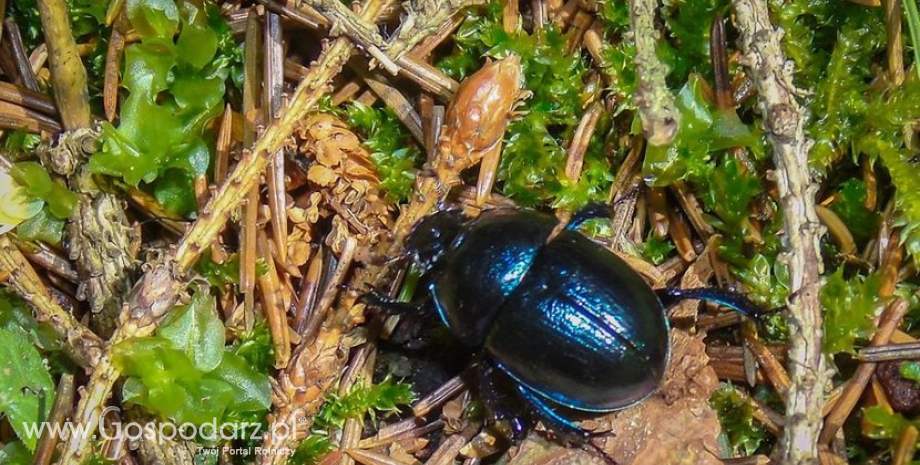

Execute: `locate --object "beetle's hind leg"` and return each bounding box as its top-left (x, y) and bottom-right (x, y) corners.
top-left (657, 286), bottom-right (771, 319)
top-left (515, 385), bottom-right (619, 464)
top-left (477, 359), bottom-right (530, 442)
top-left (514, 384), bottom-right (592, 442)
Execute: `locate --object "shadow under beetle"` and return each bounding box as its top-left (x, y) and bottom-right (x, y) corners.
top-left (365, 204), bottom-right (765, 440)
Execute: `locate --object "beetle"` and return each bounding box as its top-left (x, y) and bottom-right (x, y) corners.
top-left (365, 203), bottom-right (763, 439)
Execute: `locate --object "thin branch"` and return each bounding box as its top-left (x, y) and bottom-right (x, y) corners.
top-left (0, 236), bottom-right (103, 368)
top-left (37, 0), bottom-right (92, 130)
top-left (733, 0), bottom-right (826, 462)
top-left (629, 0), bottom-right (679, 146)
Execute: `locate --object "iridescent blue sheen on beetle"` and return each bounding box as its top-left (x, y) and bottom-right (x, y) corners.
top-left (371, 205), bottom-right (762, 437)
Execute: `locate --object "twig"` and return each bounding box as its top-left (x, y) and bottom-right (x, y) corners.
top-left (3, 19), bottom-right (40, 92)
top-left (37, 0), bottom-right (92, 129)
top-left (257, 230), bottom-right (292, 368)
top-left (859, 342), bottom-right (920, 361)
top-left (0, 236), bottom-right (102, 368)
top-left (354, 66), bottom-right (425, 144)
top-left (0, 101), bottom-right (63, 133)
top-left (13, 237), bottom-right (78, 283)
top-left (259, 0), bottom-right (459, 99)
top-left (0, 81), bottom-right (57, 116)
top-left (564, 101), bottom-right (603, 183)
top-left (893, 424), bottom-right (918, 465)
top-left (629, 0), bottom-right (679, 146)
top-left (303, 0), bottom-right (400, 74)
top-left (240, 10), bottom-right (262, 329)
top-left (264, 10), bottom-right (289, 269)
top-left (103, 17), bottom-right (125, 121)
top-left (33, 373), bottom-right (75, 465)
top-left (734, 0), bottom-right (826, 461)
top-left (820, 299), bottom-right (908, 443)
top-left (885, 0), bottom-right (905, 85)
top-left (386, 0), bottom-right (488, 58)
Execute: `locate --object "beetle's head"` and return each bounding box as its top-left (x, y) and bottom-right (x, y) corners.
top-left (404, 209), bottom-right (467, 273)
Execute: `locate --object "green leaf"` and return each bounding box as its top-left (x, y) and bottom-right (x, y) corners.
top-left (127, 0), bottom-right (180, 39)
top-left (153, 169), bottom-right (198, 217)
top-left (176, 0), bottom-right (218, 69)
top-left (15, 210), bottom-right (66, 245)
top-left (0, 328), bottom-right (55, 451)
top-left (828, 179), bottom-right (878, 241)
top-left (637, 234), bottom-right (676, 265)
top-left (899, 361), bottom-right (920, 383)
top-left (863, 406), bottom-right (911, 440)
top-left (0, 441), bottom-right (32, 465)
top-left (158, 291), bottom-right (225, 372)
top-left (710, 384), bottom-right (769, 457)
top-left (93, 0), bottom-right (231, 217)
top-left (10, 162), bottom-right (52, 198)
top-left (8, 163), bottom-right (78, 221)
top-left (210, 351), bottom-right (271, 412)
top-left (903, 0), bottom-right (920, 79)
top-left (0, 291), bottom-right (62, 352)
top-left (821, 269), bottom-right (884, 355)
top-left (643, 75), bottom-right (759, 186)
top-left (229, 320), bottom-right (274, 374)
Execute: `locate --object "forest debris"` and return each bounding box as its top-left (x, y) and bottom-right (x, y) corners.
top-left (821, 298), bottom-right (909, 443)
top-left (733, 0), bottom-right (826, 460)
top-left (0, 81), bottom-right (56, 116)
top-left (876, 360), bottom-right (920, 414)
top-left (296, 113), bottom-right (395, 263)
top-left (3, 19), bottom-right (39, 91)
top-left (33, 373), bottom-right (74, 465)
top-left (387, 0), bottom-right (488, 58)
top-left (503, 438), bottom-right (606, 465)
top-left (435, 56), bottom-right (525, 187)
top-left (68, 164), bottom-right (140, 337)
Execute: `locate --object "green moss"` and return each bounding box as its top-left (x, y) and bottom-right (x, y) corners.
top-left (342, 102), bottom-right (423, 203)
top-left (437, 2), bottom-right (608, 208)
top-left (711, 384), bottom-right (769, 457)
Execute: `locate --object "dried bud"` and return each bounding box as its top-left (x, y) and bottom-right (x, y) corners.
top-left (436, 55), bottom-right (526, 186)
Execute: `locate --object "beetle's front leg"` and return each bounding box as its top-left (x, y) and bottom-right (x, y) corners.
top-left (359, 288), bottom-right (425, 315)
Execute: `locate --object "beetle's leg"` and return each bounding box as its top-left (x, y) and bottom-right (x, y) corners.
top-left (478, 359), bottom-right (529, 441)
top-left (657, 287), bottom-right (770, 319)
top-left (514, 384), bottom-right (591, 441)
top-left (565, 203), bottom-right (613, 231)
top-left (566, 190), bottom-right (641, 231)
top-left (359, 288), bottom-right (425, 315)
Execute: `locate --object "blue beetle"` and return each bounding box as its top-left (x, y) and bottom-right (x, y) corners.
top-left (367, 204), bottom-right (762, 438)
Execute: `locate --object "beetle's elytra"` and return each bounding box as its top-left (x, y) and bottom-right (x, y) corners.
top-left (370, 204), bottom-right (761, 436)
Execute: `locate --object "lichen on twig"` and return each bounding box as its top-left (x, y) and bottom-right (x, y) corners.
top-left (732, 0), bottom-right (826, 462)
top-left (629, 0), bottom-right (679, 146)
